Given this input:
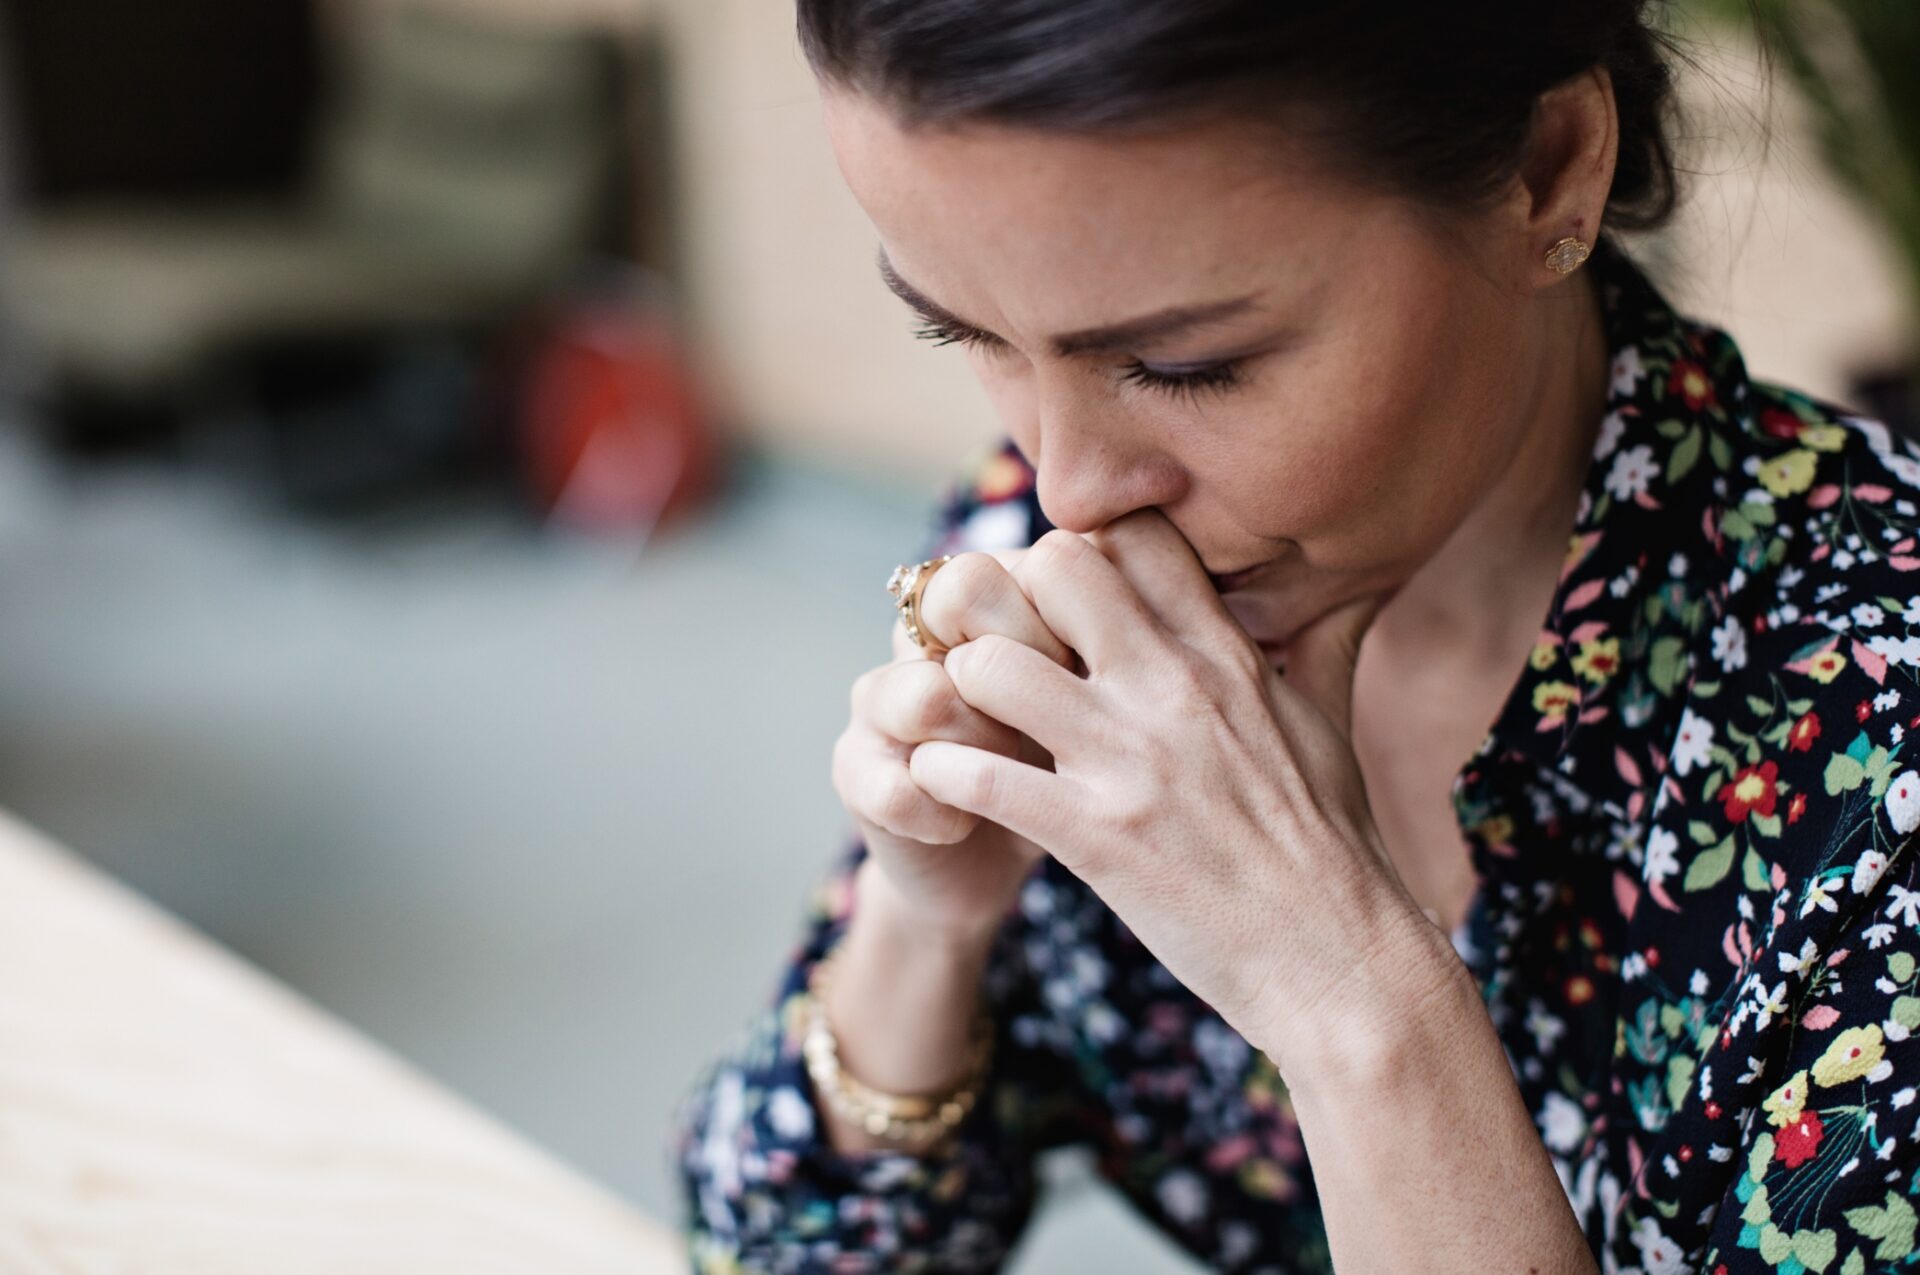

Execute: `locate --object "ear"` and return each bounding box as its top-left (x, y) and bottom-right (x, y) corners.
top-left (1514, 65), bottom-right (1620, 277)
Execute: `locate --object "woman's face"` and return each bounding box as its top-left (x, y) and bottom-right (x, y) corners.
top-left (821, 87), bottom-right (1568, 654)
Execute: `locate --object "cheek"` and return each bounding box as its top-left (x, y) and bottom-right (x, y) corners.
top-left (1208, 323), bottom-right (1501, 560)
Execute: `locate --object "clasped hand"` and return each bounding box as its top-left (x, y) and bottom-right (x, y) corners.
top-left (908, 509), bottom-right (1435, 1065)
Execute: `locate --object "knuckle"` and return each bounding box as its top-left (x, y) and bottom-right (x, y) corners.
top-left (957, 632), bottom-right (1016, 683)
top-left (905, 671), bottom-right (963, 738)
top-left (1023, 529), bottom-right (1084, 580)
top-left (937, 551), bottom-right (1001, 617)
top-left (871, 767), bottom-right (926, 833)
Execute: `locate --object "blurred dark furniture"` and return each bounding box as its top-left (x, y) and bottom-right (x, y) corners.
top-left (0, 0), bottom-right (662, 509)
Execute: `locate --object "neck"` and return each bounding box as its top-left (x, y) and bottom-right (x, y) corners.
top-left (1376, 264), bottom-right (1613, 670)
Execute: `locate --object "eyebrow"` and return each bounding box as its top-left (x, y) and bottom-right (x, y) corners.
top-left (876, 246), bottom-right (1263, 358)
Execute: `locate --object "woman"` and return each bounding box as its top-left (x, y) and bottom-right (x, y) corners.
top-left (671, 3), bottom-right (1920, 1271)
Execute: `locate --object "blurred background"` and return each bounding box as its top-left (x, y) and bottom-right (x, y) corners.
top-left (0, 0), bottom-right (1915, 1269)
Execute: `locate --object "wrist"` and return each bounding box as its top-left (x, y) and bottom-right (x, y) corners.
top-left (852, 856), bottom-right (1007, 958)
top-left (1256, 895), bottom-right (1480, 1098)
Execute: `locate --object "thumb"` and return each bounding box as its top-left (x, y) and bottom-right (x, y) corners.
top-left (1275, 590), bottom-right (1392, 745)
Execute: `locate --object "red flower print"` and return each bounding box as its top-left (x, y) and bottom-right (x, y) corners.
top-left (1787, 792), bottom-right (1807, 825)
top-left (1858, 700), bottom-right (1873, 723)
top-left (1775, 1110), bottom-right (1824, 1168)
top-left (1717, 760), bottom-right (1780, 823)
top-left (1759, 407), bottom-right (1803, 440)
top-left (1705, 1101), bottom-right (1723, 1120)
top-left (1787, 711), bottom-right (1821, 752)
top-left (1670, 358), bottom-right (1719, 413)
top-left (1566, 975), bottom-right (1596, 1004)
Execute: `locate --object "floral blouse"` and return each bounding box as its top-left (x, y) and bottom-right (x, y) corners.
top-left (667, 234), bottom-right (1920, 1274)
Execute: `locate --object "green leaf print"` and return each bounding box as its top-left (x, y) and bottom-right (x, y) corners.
top-left (1828, 753), bottom-right (1868, 795)
top-left (1892, 996), bottom-right (1920, 1030)
top-left (1744, 845), bottom-right (1772, 891)
top-left (1843, 1192), bottom-right (1917, 1263)
top-left (1650, 636), bottom-right (1691, 696)
top-left (1690, 820), bottom-right (1720, 846)
top-left (1710, 426), bottom-right (1734, 472)
top-left (1669, 425), bottom-right (1703, 483)
top-left (1892, 951), bottom-right (1916, 982)
top-left (1666, 1054), bottom-right (1696, 1111)
top-left (1685, 837), bottom-right (1737, 891)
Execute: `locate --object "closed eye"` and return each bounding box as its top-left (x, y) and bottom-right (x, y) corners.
top-left (909, 317), bottom-right (1246, 404)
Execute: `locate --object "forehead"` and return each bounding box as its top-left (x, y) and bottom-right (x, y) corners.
top-left (819, 86), bottom-right (1376, 316)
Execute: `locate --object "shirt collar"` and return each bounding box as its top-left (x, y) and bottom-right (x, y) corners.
top-left (1450, 233), bottom-right (1738, 837)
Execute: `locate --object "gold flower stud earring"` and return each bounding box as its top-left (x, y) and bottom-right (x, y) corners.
top-left (1545, 235), bottom-right (1591, 275)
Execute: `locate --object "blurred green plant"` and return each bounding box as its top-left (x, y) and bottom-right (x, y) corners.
top-left (1686, 0), bottom-right (1920, 351)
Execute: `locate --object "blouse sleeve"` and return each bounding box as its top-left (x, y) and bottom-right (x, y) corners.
top-left (665, 834), bottom-right (1104, 1274)
top-left (1701, 835), bottom-right (1920, 1273)
top-left (666, 438), bottom-right (1093, 1273)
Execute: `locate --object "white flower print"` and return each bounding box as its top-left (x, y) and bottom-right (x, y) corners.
top-left (1526, 999), bottom-right (1567, 1054)
top-left (1876, 689), bottom-right (1903, 714)
top-left (1870, 634), bottom-right (1920, 667)
top-left (1644, 827), bottom-right (1680, 887)
top-left (1669, 550), bottom-right (1688, 578)
top-left (1156, 1169), bottom-right (1210, 1227)
top-left (1540, 1091), bottom-right (1588, 1155)
top-left (1752, 979), bottom-right (1789, 1031)
top-left (1888, 771), bottom-right (1920, 835)
top-left (1888, 884), bottom-right (1920, 928)
top-left (1710, 615), bottom-right (1748, 672)
top-left (1866, 922), bottom-right (1900, 949)
top-left (1629, 1216), bottom-right (1687, 1275)
top-left (1855, 849), bottom-right (1892, 894)
top-left (1801, 877), bottom-right (1840, 919)
top-left (1905, 595), bottom-right (1920, 625)
top-left (1672, 709), bottom-right (1714, 776)
top-left (1611, 347), bottom-right (1645, 398)
top-left (1605, 445), bottom-right (1659, 501)
top-left (1779, 937), bottom-right (1819, 977)
top-left (765, 1084), bottom-right (815, 1140)
top-left (1854, 602), bottom-right (1887, 629)
top-left (1594, 409), bottom-right (1628, 461)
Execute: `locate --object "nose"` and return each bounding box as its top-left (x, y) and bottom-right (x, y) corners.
top-left (1025, 395), bottom-right (1185, 535)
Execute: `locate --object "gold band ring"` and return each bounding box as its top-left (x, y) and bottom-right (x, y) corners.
top-left (885, 555), bottom-right (954, 656)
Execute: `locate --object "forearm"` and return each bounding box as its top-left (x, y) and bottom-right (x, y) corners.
top-left (813, 857), bottom-right (1000, 1156)
top-left (1271, 920), bottom-right (1599, 1274)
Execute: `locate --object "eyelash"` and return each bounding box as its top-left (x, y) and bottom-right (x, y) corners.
top-left (909, 318), bottom-right (1245, 404)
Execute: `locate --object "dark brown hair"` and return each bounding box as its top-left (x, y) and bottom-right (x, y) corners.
top-left (796, 1), bottom-right (1730, 234)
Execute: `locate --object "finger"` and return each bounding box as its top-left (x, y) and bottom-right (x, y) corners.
top-left (915, 550), bottom-right (1074, 669)
top-left (1081, 508), bottom-right (1233, 643)
top-left (1010, 529), bottom-right (1160, 673)
top-left (833, 729), bottom-right (981, 845)
top-left (941, 633), bottom-right (1090, 758)
top-left (857, 658), bottom-right (1024, 753)
top-left (908, 738), bottom-right (1081, 851)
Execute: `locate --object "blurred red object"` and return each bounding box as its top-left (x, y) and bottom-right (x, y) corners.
top-left (518, 293), bottom-right (720, 537)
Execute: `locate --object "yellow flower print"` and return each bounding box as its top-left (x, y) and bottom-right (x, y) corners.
top-left (1477, 815), bottom-right (1515, 850)
top-left (1757, 450), bottom-right (1818, 498)
top-left (1570, 636), bottom-right (1621, 685)
top-left (1811, 1024), bottom-right (1885, 1087)
top-left (1808, 650), bottom-right (1847, 684)
top-left (1533, 680), bottom-right (1581, 727)
top-left (1762, 1069), bottom-right (1808, 1128)
top-left (1529, 640), bottom-right (1561, 671)
top-left (1797, 423), bottom-right (1847, 452)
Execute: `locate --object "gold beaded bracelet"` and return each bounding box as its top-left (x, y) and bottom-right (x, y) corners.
top-left (801, 942), bottom-right (995, 1147)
